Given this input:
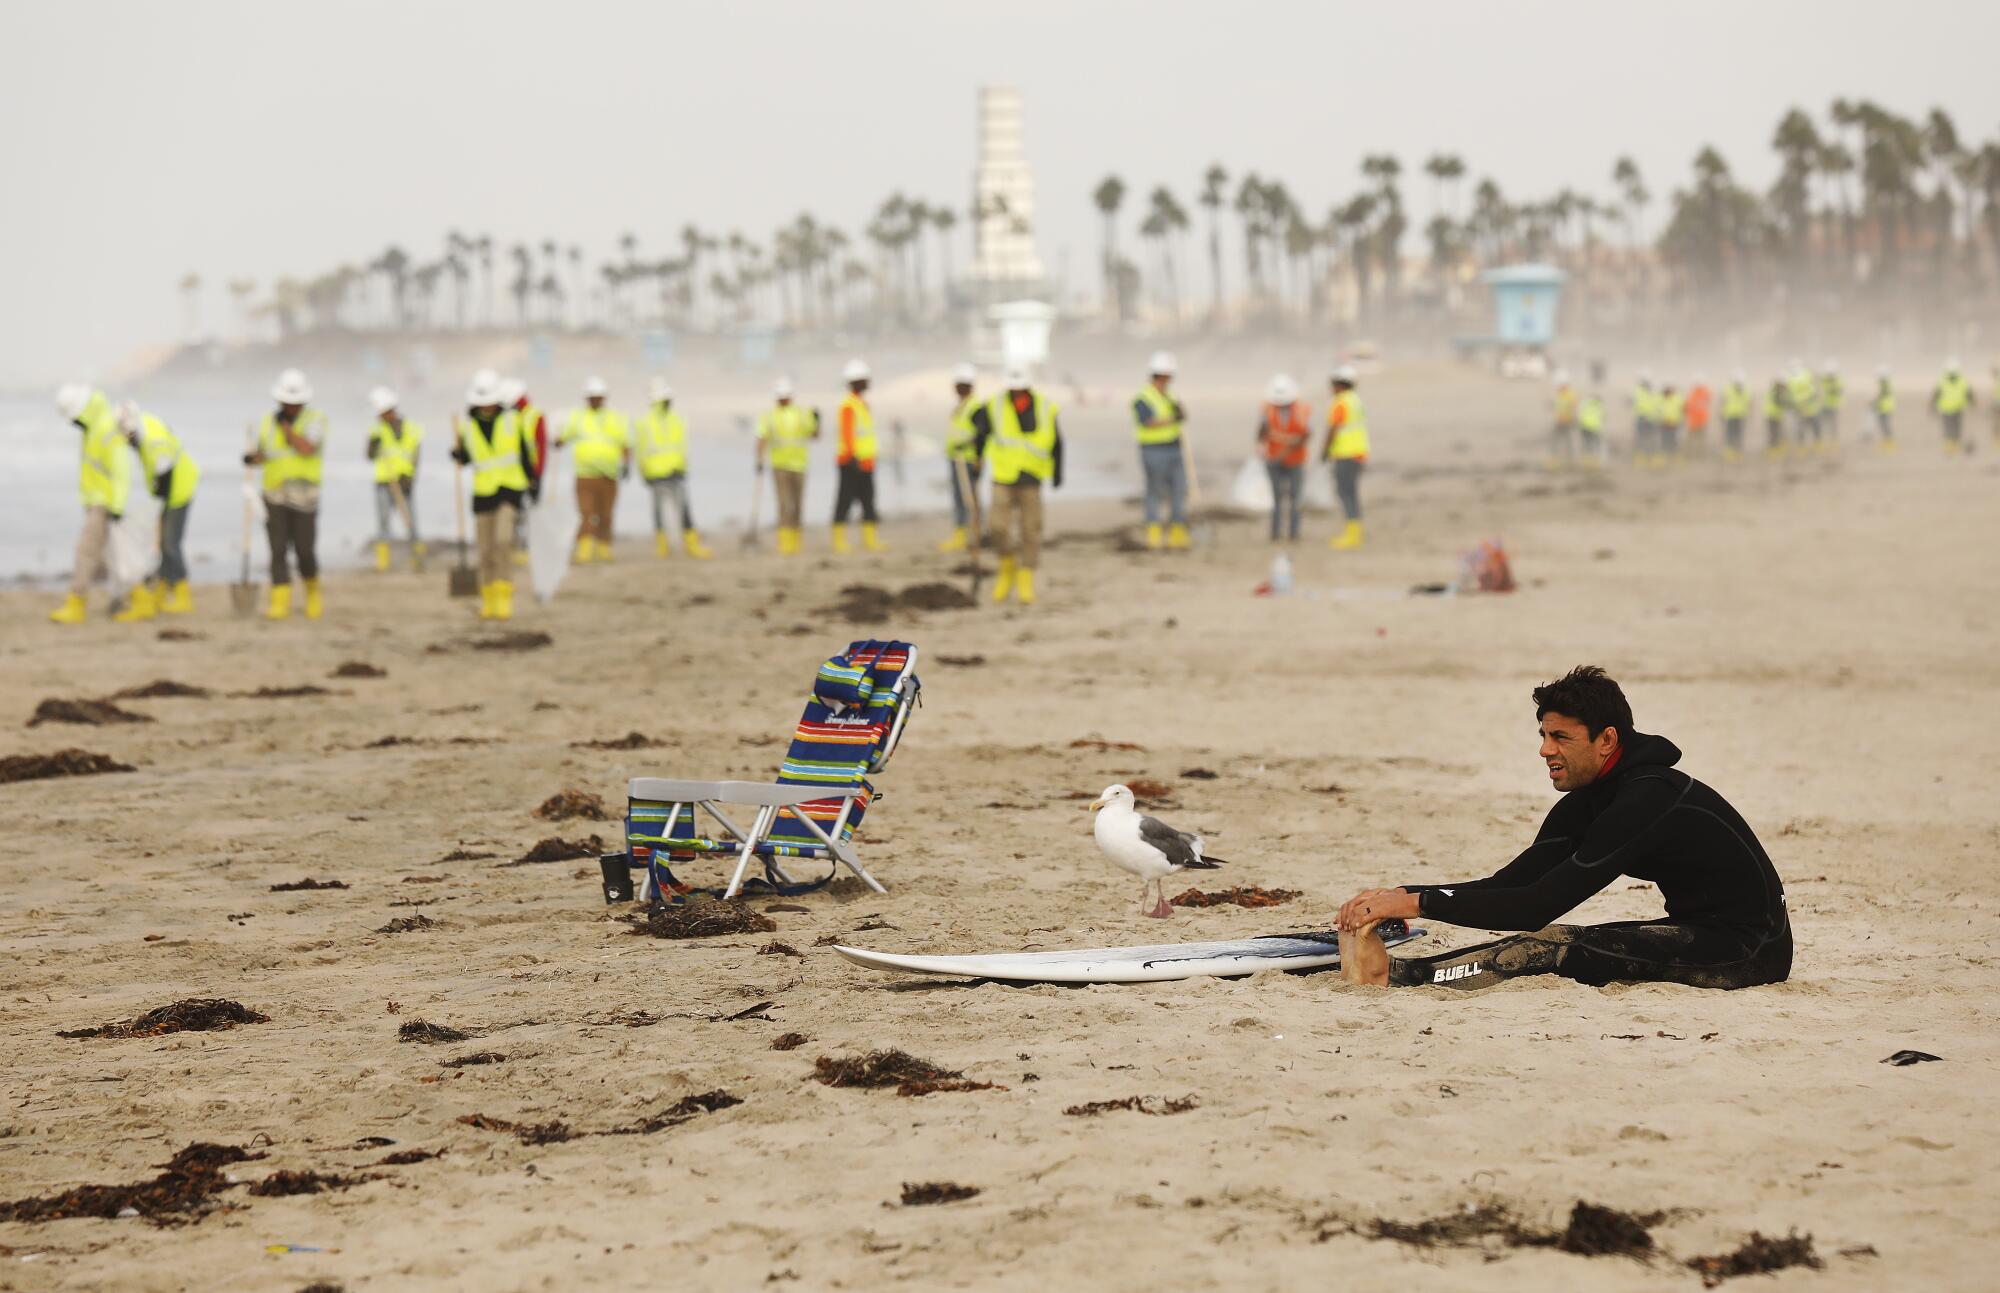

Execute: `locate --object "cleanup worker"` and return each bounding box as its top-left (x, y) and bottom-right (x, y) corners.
top-left (365, 386), bottom-right (423, 571)
top-left (501, 377), bottom-right (546, 561)
top-left (245, 367), bottom-right (327, 620)
top-left (1133, 350), bottom-right (1189, 549)
top-left (1818, 360), bottom-right (1843, 450)
top-left (831, 358), bottom-right (886, 553)
top-left (1548, 371), bottom-right (1579, 467)
top-left (451, 369), bottom-right (526, 621)
top-left (1872, 367), bottom-right (1896, 450)
top-left (1719, 370), bottom-right (1751, 461)
top-left (1652, 383), bottom-right (1683, 465)
top-left (1630, 373), bottom-right (1656, 465)
top-left (1788, 360), bottom-right (1820, 448)
top-left (1257, 373), bottom-right (1310, 541)
top-left (1684, 376), bottom-right (1712, 458)
top-left (1320, 363), bottom-right (1369, 550)
top-left (939, 362), bottom-right (982, 553)
top-left (558, 375), bottom-right (629, 562)
top-left (1933, 359), bottom-right (1973, 453)
top-left (122, 400), bottom-right (200, 615)
top-left (48, 384), bottom-right (132, 624)
top-left (967, 364), bottom-right (1062, 604)
top-left (755, 377), bottom-right (818, 555)
top-left (1577, 388), bottom-right (1607, 465)
top-left (1764, 374), bottom-right (1789, 458)
top-left (637, 378), bottom-right (711, 559)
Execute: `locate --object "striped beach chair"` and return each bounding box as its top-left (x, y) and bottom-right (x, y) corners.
top-left (602, 640), bottom-right (920, 903)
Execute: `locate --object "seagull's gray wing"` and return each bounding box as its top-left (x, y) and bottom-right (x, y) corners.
top-left (1136, 815), bottom-right (1223, 869)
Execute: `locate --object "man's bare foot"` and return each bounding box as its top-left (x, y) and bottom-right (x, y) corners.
top-left (1339, 919), bottom-right (1391, 986)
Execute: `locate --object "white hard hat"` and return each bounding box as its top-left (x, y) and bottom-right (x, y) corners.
top-left (1148, 350), bottom-right (1177, 376)
top-left (1638, 369), bottom-right (1653, 384)
top-left (1788, 356), bottom-right (1804, 372)
top-left (1003, 364), bottom-right (1031, 388)
top-left (842, 358), bottom-right (871, 383)
top-left (582, 375), bottom-right (608, 397)
top-left (1823, 358), bottom-right (1838, 372)
top-left (1267, 374), bottom-right (1298, 403)
top-left (774, 376), bottom-right (795, 399)
top-left (117, 400), bottom-right (142, 433)
top-left (1732, 368), bottom-right (1746, 383)
top-left (369, 386), bottom-right (398, 415)
top-left (1945, 356), bottom-right (1961, 372)
top-left (1332, 363), bottom-right (1358, 385)
top-left (1694, 373), bottom-right (1708, 386)
top-left (498, 377), bottom-right (526, 405)
top-left (271, 367), bottom-right (312, 404)
top-left (465, 368), bottom-right (503, 406)
top-left (55, 383), bottom-right (91, 420)
top-left (1551, 369), bottom-right (1571, 385)
top-left (649, 376), bottom-right (674, 402)
top-left (952, 362), bottom-right (978, 386)
top-left (1876, 364), bottom-right (1890, 378)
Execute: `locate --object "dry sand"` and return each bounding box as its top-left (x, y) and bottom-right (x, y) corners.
top-left (3, 368), bottom-right (1998, 1291)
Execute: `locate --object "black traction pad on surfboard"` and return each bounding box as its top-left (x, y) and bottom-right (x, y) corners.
top-left (1253, 918), bottom-right (1410, 945)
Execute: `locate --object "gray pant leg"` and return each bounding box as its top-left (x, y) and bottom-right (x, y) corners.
top-left (1334, 459), bottom-right (1363, 521)
top-left (157, 503), bottom-right (190, 584)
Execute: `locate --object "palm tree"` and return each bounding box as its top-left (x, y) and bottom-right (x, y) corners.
top-left (1139, 185), bottom-right (1190, 322)
top-left (1924, 108), bottom-right (1967, 282)
top-left (1199, 163), bottom-right (1228, 320)
top-left (1233, 173), bottom-right (1266, 304)
top-left (1093, 175), bottom-right (1127, 316)
top-left (931, 205), bottom-right (957, 310)
top-left (228, 277), bottom-right (257, 340)
top-left (1424, 153), bottom-right (1466, 222)
top-left (374, 246), bottom-right (411, 327)
top-left (1361, 155), bottom-right (1405, 309)
top-left (476, 235), bottom-right (494, 326)
top-left (1612, 155), bottom-right (1649, 249)
top-left (509, 243), bottom-right (533, 324)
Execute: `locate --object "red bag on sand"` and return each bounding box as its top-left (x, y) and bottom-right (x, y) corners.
top-left (1459, 539), bottom-right (1516, 593)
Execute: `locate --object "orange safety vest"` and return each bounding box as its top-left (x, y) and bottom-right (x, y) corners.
top-left (1686, 385), bottom-right (1713, 430)
top-left (1260, 403), bottom-right (1311, 467)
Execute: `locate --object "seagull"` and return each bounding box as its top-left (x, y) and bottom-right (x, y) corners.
top-left (1089, 783), bottom-right (1227, 917)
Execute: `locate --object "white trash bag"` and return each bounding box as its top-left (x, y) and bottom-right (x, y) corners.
top-left (527, 460), bottom-right (577, 604)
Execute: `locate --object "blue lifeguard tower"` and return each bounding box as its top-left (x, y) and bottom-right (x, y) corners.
top-left (1481, 263), bottom-right (1565, 348)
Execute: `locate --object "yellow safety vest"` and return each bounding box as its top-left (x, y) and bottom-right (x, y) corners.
top-left (1874, 382), bottom-right (1895, 414)
top-left (135, 413), bottom-right (200, 509)
top-left (638, 405), bottom-right (688, 479)
top-left (461, 411), bottom-right (529, 497)
top-left (561, 406), bottom-right (630, 478)
top-left (1657, 390), bottom-right (1685, 427)
top-left (1721, 384), bottom-right (1750, 419)
top-left (1764, 388), bottom-right (1785, 419)
top-left (1327, 389), bottom-right (1370, 459)
top-left (1133, 384), bottom-right (1182, 446)
top-left (75, 391), bottom-right (131, 514)
top-left (369, 417), bottom-right (422, 483)
top-left (987, 390), bottom-right (1058, 485)
top-left (1937, 373), bottom-right (1970, 415)
top-left (1632, 386), bottom-right (1656, 421)
top-left (838, 393), bottom-right (878, 465)
top-left (759, 404), bottom-right (814, 473)
top-left (1553, 387), bottom-right (1578, 425)
top-left (1821, 375), bottom-right (1844, 408)
top-left (1789, 373), bottom-right (1819, 415)
top-left (259, 408), bottom-right (327, 492)
top-left (1578, 396), bottom-right (1605, 433)
top-left (518, 402), bottom-right (544, 473)
top-left (946, 394), bottom-right (980, 465)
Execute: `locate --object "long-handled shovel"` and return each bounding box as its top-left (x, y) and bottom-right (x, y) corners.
top-left (230, 425), bottom-right (261, 615)
top-left (743, 460), bottom-right (764, 550)
top-left (954, 455), bottom-right (983, 602)
top-left (388, 474), bottom-right (423, 571)
top-left (448, 420), bottom-right (479, 597)
top-left (1177, 424), bottom-right (1218, 548)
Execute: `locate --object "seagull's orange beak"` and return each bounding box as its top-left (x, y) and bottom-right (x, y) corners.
top-left (1087, 798), bottom-right (1107, 812)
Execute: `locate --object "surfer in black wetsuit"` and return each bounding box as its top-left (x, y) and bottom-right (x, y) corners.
top-left (1335, 665), bottom-right (1792, 990)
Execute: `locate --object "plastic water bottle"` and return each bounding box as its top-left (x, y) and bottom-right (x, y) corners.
top-left (1270, 551), bottom-right (1294, 595)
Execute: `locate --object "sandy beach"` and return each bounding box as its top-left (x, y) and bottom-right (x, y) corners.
top-left (3, 364), bottom-right (1998, 1291)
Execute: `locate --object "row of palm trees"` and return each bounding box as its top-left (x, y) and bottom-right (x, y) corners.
top-left (185, 98), bottom-right (2000, 342)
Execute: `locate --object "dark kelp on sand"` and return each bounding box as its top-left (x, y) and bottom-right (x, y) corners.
top-left (812, 1050), bottom-right (1001, 1096)
top-left (60, 998), bottom-right (268, 1039)
top-left (0, 749), bottom-right (135, 784)
top-left (0, 1143), bottom-right (264, 1225)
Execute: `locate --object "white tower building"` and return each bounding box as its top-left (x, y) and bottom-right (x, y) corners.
top-left (970, 85), bottom-right (1045, 284)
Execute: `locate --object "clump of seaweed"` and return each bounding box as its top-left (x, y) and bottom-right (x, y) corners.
top-left (811, 1049), bottom-right (1000, 1096)
top-left (628, 900), bottom-right (776, 940)
top-left (60, 999), bottom-right (268, 1039)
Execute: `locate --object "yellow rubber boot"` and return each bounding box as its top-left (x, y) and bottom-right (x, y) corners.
top-left (303, 578), bottom-right (323, 621)
top-left (573, 537), bottom-right (593, 564)
top-left (937, 526), bottom-right (967, 553)
top-left (684, 529), bottom-right (713, 560)
top-left (991, 557), bottom-right (1016, 602)
top-left (373, 541), bottom-right (391, 572)
top-left (594, 538), bottom-right (614, 563)
top-left (1146, 523), bottom-right (1163, 550)
top-left (862, 522), bottom-right (887, 552)
top-left (477, 583), bottom-right (495, 620)
top-left (113, 584), bottom-right (157, 623)
top-left (1166, 522), bottom-right (1190, 550)
top-left (49, 593), bottom-right (86, 625)
top-left (165, 580), bottom-right (194, 613)
top-left (1016, 567), bottom-right (1036, 605)
top-left (1332, 520), bottom-right (1364, 550)
top-left (655, 532), bottom-right (671, 558)
top-left (265, 584), bottom-right (292, 620)
top-left (831, 526), bottom-right (852, 555)
top-left (492, 580), bottom-right (514, 621)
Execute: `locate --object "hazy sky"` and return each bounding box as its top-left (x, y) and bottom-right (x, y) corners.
top-left (5, 0), bottom-right (1998, 387)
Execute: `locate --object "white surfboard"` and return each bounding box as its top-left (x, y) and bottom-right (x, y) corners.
top-left (833, 923), bottom-right (1425, 985)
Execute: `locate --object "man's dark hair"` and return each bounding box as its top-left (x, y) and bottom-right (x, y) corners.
top-left (1532, 665), bottom-right (1633, 741)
